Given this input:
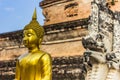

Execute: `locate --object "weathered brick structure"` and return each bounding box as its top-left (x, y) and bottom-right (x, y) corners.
top-left (40, 0), bottom-right (91, 25)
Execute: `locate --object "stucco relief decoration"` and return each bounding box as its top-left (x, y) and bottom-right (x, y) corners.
top-left (64, 2), bottom-right (78, 17)
top-left (42, 9), bottom-right (51, 22)
top-left (82, 0), bottom-right (120, 80)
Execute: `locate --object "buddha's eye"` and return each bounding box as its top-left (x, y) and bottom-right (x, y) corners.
top-left (27, 33), bottom-right (32, 37)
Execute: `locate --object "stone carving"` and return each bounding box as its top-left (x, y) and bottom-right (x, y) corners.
top-left (82, 0), bottom-right (120, 80)
top-left (43, 9), bottom-right (51, 22)
top-left (64, 2), bottom-right (78, 17)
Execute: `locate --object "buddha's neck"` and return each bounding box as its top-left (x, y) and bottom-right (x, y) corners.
top-left (28, 46), bottom-right (39, 53)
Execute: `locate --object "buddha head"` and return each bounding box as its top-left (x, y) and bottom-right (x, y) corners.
top-left (23, 8), bottom-right (44, 49)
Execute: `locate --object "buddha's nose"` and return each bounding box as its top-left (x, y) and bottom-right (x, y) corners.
top-left (23, 37), bottom-right (28, 44)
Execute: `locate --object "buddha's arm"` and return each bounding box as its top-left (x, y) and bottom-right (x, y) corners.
top-left (15, 60), bottom-right (20, 80)
top-left (41, 54), bottom-right (52, 80)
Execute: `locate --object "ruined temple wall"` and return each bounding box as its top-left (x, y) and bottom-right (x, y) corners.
top-left (0, 40), bottom-right (85, 61)
top-left (41, 40), bottom-right (85, 57)
top-left (44, 28), bottom-right (88, 42)
top-left (0, 48), bottom-right (27, 61)
top-left (41, 0), bottom-right (120, 26)
top-left (107, 0), bottom-right (120, 11)
top-left (41, 0), bottom-right (91, 25)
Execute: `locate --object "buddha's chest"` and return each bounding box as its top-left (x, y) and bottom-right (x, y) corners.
top-left (19, 53), bottom-right (43, 68)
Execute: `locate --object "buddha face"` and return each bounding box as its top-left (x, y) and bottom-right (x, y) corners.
top-left (23, 29), bottom-right (39, 48)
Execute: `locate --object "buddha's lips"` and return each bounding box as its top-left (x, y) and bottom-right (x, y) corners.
top-left (23, 40), bottom-right (29, 46)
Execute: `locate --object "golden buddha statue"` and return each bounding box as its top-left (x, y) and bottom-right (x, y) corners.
top-left (15, 9), bottom-right (52, 80)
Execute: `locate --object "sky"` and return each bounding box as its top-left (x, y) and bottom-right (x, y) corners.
top-left (0, 0), bottom-right (44, 34)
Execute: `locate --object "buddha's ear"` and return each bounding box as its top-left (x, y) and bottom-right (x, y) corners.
top-left (38, 38), bottom-right (42, 48)
top-left (39, 38), bottom-right (42, 45)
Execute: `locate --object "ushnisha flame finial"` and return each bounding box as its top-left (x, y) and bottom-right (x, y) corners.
top-left (32, 8), bottom-right (37, 20)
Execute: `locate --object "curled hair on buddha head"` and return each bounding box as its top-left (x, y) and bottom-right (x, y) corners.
top-left (24, 8), bottom-right (44, 40)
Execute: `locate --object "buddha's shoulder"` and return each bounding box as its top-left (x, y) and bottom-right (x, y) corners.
top-left (17, 53), bottom-right (28, 61)
top-left (40, 51), bottom-right (52, 60)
